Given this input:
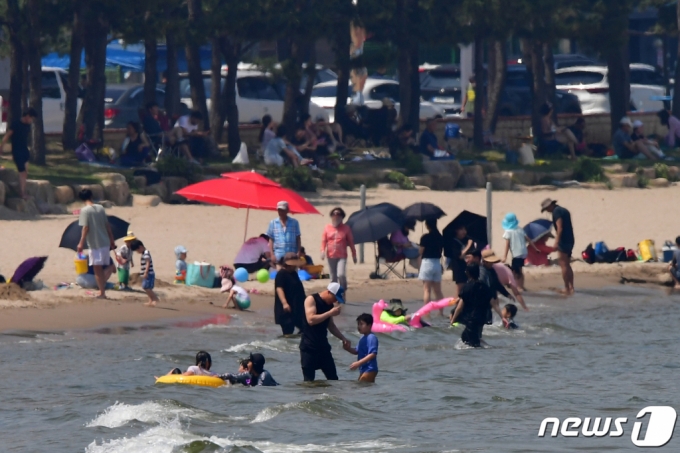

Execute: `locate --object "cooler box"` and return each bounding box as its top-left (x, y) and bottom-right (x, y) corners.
top-left (74, 254), bottom-right (88, 274)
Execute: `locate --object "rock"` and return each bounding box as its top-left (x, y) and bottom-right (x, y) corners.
top-left (66, 201), bottom-right (84, 213)
top-left (37, 202), bottom-right (68, 215)
top-left (102, 181), bottom-right (131, 206)
top-left (458, 165), bottom-right (485, 188)
top-left (163, 177), bottom-right (189, 203)
top-left (132, 194), bottom-right (162, 207)
top-left (509, 170), bottom-right (536, 186)
top-left (514, 184), bottom-right (558, 192)
top-left (144, 183), bottom-right (169, 202)
top-left (0, 168), bottom-right (20, 195)
top-left (0, 181), bottom-right (6, 205)
top-left (94, 172), bottom-right (126, 183)
top-left (133, 175), bottom-right (147, 190)
top-left (54, 185), bottom-right (75, 204)
top-left (409, 175), bottom-right (433, 187)
top-left (603, 163), bottom-right (629, 174)
top-left (649, 178), bottom-right (670, 188)
top-left (25, 180), bottom-right (55, 204)
top-left (486, 172), bottom-right (513, 191)
top-left (378, 183), bottom-right (400, 190)
top-left (580, 182), bottom-right (609, 190)
top-left (72, 184), bottom-right (105, 201)
top-left (667, 166), bottom-right (679, 180)
top-left (480, 162), bottom-right (499, 174)
top-left (550, 170), bottom-right (574, 181)
top-left (100, 200), bottom-right (114, 208)
top-left (414, 185), bottom-right (431, 191)
top-left (423, 160), bottom-right (463, 186)
top-left (6, 197), bottom-right (40, 215)
top-left (640, 167), bottom-right (656, 180)
top-left (430, 173), bottom-right (457, 191)
top-left (608, 173), bottom-right (638, 188)
top-left (312, 178), bottom-right (324, 190)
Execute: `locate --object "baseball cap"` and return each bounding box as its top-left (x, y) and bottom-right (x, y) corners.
top-left (481, 249), bottom-right (501, 263)
top-left (249, 352), bottom-right (265, 373)
top-left (620, 116), bottom-right (633, 127)
top-left (327, 282), bottom-right (345, 304)
top-left (277, 201), bottom-right (289, 210)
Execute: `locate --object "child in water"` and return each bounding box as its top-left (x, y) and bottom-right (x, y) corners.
top-left (343, 314), bottom-right (378, 382)
top-left (165, 351), bottom-right (217, 376)
top-left (381, 299), bottom-right (411, 325)
top-left (219, 353), bottom-right (278, 386)
top-left (502, 303), bottom-right (518, 329)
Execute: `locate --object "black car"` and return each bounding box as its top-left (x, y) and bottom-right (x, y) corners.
top-left (419, 64), bottom-right (582, 117)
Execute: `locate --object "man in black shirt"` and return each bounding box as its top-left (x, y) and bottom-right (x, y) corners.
top-left (0, 108), bottom-right (37, 199)
top-left (541, 198), bottom-right (574, 295)
top-left (450, 264), bottom-right (494, 347)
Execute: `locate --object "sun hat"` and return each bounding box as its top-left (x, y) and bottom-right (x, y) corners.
top-left (620, 116), bottom-right (633, 127)
top-left (540, 198), bottom-right (557, 212)
top-left (123, 231), bottom-right (136, 242)
top-left (387, 298), bottom-right (407, 314)
top-left (220, 278), bottom-right (233, 293)
top-left (327, 282), bottom-right (345, 304)
top-left (277, 201), bottom-right (289, 211)
top-left (279, 252), bottom-right (305, 267)
top-left (174, 245), bottom-right (187, 258)
top-left (502, 213), bottom-right (519, 230)
top-left (481, 249), bottom-right (501, 263)
top-left (249, 352), bottom-right (265, 373)
top-left (632, 119), bottom-right (643, 128)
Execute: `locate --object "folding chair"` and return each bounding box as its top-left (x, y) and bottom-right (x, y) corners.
top-left (374, 237), bottom-right (407, 279)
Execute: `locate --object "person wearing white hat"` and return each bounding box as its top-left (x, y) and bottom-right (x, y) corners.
top-left (612, 116), bottom-right (657, 161)
top-left (267, 201), bottom-right (301, 264)
top-left (631, 120), bottom-right (665, 159)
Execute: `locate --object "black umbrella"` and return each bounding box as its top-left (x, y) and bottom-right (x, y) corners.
top-left (346, 203), bottom-right (404, 244)
top-left (403, 202), bottom-right (446, 222)
top-left (59, 216), bottom-right (130, 251)
top-left (10, 256), bottom-right (47, 285)
top-left (443, 210), bottom-right (488, 250)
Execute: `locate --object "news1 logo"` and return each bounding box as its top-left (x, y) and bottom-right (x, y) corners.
top-left (538, 406), bottom-right (677, 447)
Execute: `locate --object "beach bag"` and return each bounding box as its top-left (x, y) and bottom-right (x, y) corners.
top-left (638, 239), bottom-right (657, 262)
top-left (75, 143), bottom-right (96, 162)
top-left (582, 244), bottom-right (595, 264)
top-left (186, 262), bottom-right (216, 288)
top-left (594, 241), bottom-right (608, 258)
top-left (232, 142), bottom-right (249, 164)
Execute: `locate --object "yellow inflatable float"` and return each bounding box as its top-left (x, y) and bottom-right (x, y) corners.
top-left (155, 374), bottom-right (225, 388)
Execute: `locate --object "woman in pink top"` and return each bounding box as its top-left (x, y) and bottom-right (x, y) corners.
top-left (321, 207), bottom-right (357, 291)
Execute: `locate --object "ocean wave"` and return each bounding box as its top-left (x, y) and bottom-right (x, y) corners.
top-left (223, 338), bottom-right (298, 354)
top-left (87, 400), bottom-right (244, 428)
top-left (251, 394), bottom-right (370, 424)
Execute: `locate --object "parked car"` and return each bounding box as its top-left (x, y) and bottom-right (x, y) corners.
top-left (417, 64), bottom-right (582, 117)
top-left (180, 70), bottom-right (329, 124)
top-left (310, 78), bottom-right (446, 122)
top-left (552, 54), bottom-right (598, 70)
top-left (104, 84), bottom-right (189, 129)
top-left (554, 63), bottom-right (665, 114)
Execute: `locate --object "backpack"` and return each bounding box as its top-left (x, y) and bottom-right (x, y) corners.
top-left (582, 243), bottom-right (595, 264)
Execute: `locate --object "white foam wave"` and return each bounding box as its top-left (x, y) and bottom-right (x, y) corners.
top-left (223, 339), bottom-right (296, 353)
top-left (251, 401), bottom-right (298, 424)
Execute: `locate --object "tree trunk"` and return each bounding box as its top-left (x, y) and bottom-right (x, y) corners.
top-left (407, 43), bottom-right (420, 131)
top-left (79, 15), bottom-right (108, 142)
top-left (673, 0), bottom-right (680, 117)
top-left (282, 39), bottom-right (303, 134)
top-left (164, 31), bottom-right (181, 118)
top-left (472, 34), bottom-right (484, 149)
top-left (300, 43), bottom-right (317, 117)
top-left (26, 0), bottom-right (46, 165)
top-left (6, 0), bottom-right (24, 125)
top-left (63, 0), bottom-right (84, 150)
top-left (21, 51), bottom-right (30, 112)
top-left (220, 38), bottom-right (241, 158)
top-left (606, 42), bottom-right (630, 133)
top-left (144, 38), bottom-right (158, 106)
top-left (485, 39), bottom-right (506, 133)
top-left (527, 39), bottom-right (546, 145)
top-left (209, 37), bottom-right (224, 144)
top-left (186, 0), bottom-right (209, 124)
top-left (543, 42), bottom-right (557, 123)
top-left (397, 44), bottom-right (417, 130)
top-left (332, 25), bottom-right (351, 125)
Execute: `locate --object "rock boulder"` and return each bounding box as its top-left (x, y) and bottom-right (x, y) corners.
top-left (649, 178), bottom-right (670, 188)
top-left (6, 197), bottom-right (40, 215)
top-left (163, 177), bottom-right (189, 203)
top-left (608, 173), bottom-right (638, 188)
top-left (72, 184), bottom-right (105, 201)
top-left (132, 194), bottom-right (162, 207)
top-left (457, 165), bottom-right (485, 188)
top-left (102, 181), bottom-right (131, 206)
top-left (0, 168), bottom-right (20, 195)
top-left (54, 185), bottom-right (75, 204)
top-left (133, 175), bottom-right (147, 190)
top-left (0, 181), bottom-right (6, 205)
top-left (144, 183), bottom-right (168, 202)
top-left (94, 172), bottom-right (127, 183)
top-left (25, 180), bottom-right (55, 204)
top-left (486, 172), bottom-right (513, 191)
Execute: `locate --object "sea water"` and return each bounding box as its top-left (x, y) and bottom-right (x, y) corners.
top-left (2, 285), bottom-right (680, 452)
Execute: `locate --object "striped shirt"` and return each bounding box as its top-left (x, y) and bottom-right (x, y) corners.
top-left (140, 250), bottom-right (154, 275)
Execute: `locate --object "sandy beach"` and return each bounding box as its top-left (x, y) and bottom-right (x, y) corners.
top-left (0, 186), bottom-right (676, 332)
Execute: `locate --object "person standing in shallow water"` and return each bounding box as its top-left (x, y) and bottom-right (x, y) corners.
top-left (274, 252), bottom-right (306, 335)
top-left (300, 282), bottom-right (350, 381)
top-left (541, 198), bottom-right (574, 295)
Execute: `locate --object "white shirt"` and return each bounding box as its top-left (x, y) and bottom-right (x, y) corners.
top-left (503, 228), bottom-right (528, 259)
top-left (186, 365), bottom-right (216, 376)
top-left (234, 237), bottom-right (270, 264)
top-left (232, 285), bottom-right (249, 300)
top-left (175, 115), bottom-right (199, 134)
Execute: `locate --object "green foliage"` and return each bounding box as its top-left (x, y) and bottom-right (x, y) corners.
top-left (386, 171), bottom-right (415, 190)
top-left (267, 165), bottom-right (317, 192)
top-left (156, 156), bottom-right (204, 182)
top-left (573, 158), bottom-right (606, 182)
top-left (637, 175), bottom-right (649, 188)
top-left (654, 163), bottom-right (670, 180)
top-left (396, 151), bottom-right (424, 176)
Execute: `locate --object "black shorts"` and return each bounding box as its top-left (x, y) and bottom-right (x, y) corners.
top-left (300, 348), bottom-right (338, 381)
top-left (234, 259), bottom-right (268, 274)
top-left (12, 151), bottom-right (29, 173)
top-left (557, 243), bottom-right (574, 257)
top-left (511, 257), bottom-right (525, 275)
top-left (451, 264), bottom-right (467, 284)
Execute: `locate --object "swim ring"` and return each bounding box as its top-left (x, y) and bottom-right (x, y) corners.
top-left (155, 375), bottom-right (225, 388)
top-left (409, 298), bottom-right (457, 328)
top-left (371, 300), bottom-right (409, 333)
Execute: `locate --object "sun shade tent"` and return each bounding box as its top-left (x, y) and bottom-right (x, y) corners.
top-left (9, 257), bottom-right (48, 286)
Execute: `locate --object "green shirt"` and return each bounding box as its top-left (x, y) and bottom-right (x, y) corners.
top-left (380, 311), bottom-right (407, 325)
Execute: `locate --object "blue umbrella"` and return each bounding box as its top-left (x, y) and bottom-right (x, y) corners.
top-left (524, 219), bottom-right (552, 242)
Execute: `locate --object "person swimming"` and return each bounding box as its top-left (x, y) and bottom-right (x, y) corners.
top-left (501, 303), bottom-right (518, 329)
top-left (219, 353), bottom-right (278, 386)
top-left (165, 351), bottom-right (217, 376)
top-left (380, 299), bottom-right (411, 325)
